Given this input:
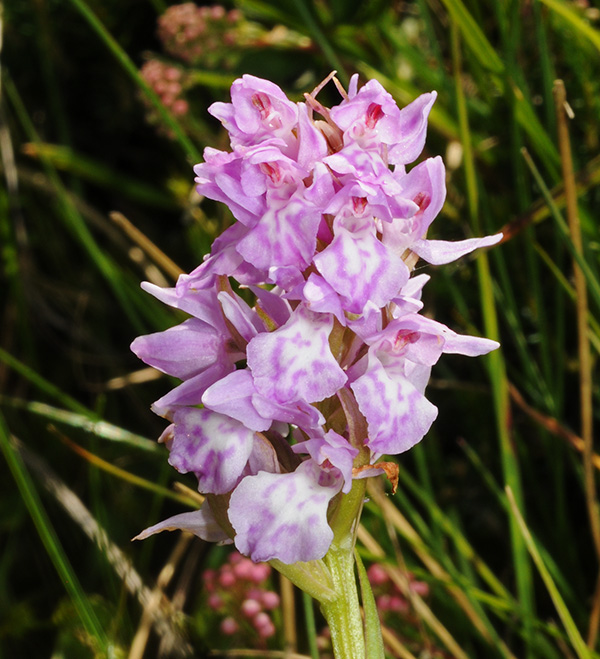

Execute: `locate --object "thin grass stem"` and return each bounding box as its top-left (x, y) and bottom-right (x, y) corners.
top-left (506, 486), bottom-right (593, 659)
top-left (451, 18), bottom-right (535, 647)
top-left (553, 79), bottom-right (600, 647)
top-left (521, 148), bottom-right (600, 309)
top-left (110, 212), bottom-right (184, 282)
top-left (65, 0), bottom-right (200, 162)
top-left (0, 415), bottom-right (111, 655)
top-left (50, 425), bottom-right (198, 507)
top-left (301, 591), bottom-right (319, 659)
top-left (280, 573), bottom-right (298, 655)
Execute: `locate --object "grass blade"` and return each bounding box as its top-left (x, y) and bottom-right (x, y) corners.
top-left (355, 549), bottom-right (384, 659)
top-left (50, 425), bottom-right (195, 507)
top-left (506, 486), bottom-right (594, 659)
top-left (521, 148), bottom-right (600, 310)
top-left (4, 74), bottom-right (146, 333)
top-left (538, 0), bottom-right (600, 53)
top-left (438, 0), bottom-right (504, 73)
top-left (451, 20), bottom-right (535, 649)
top-left (289, 0), bottom-right (348, 84)
top-left (0, 398), bottom-right (158, 452)
top-left (0, 347), bottom-right (94, 417)
top-left (358, 521), bottom-right (471, 659)
top-left (65, 0), bottom-right (200, 162)
top-left (302, 590), bottom-right (320, 659)
top-left (0, 413), bottom-right (111, 656)
top-left (23, 143), bottom-right (180, 210)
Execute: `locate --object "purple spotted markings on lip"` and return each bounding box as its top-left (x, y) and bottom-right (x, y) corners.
top-left (131, 72), bottom-right (501, 564)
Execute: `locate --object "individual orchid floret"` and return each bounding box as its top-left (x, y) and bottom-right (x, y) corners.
top-left (209, 75), bottom-right (299, 151)
top-left (324, 144), bottom-right (419, 223)
top-left (330, 75), bottom-right (437, 165)
top-left (292, 430), bottom-right (358, 494)
top-left (163, 408), bottom-right (258, 494)
top-left (246, 304), bottom-right (347, 406)
top-left (382, 156), bottom-right (447, 256)
top-left (313, 215), bottom-right (409, 315)
top-left (234, 160), bottom-right (335, 276)
top-left (228, 460), bottom-right (345, 563)
top-left (130, 280), bottom-right (264, 418)
top-left (201, 367), bottom-right (325, 432)
top-left (193, 147), bottom-right (267, 227)
top-left (351, 352), bottom-right (439, 456)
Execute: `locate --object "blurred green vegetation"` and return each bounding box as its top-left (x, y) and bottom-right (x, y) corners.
top-left (2, 0), bottom-right (600, 657)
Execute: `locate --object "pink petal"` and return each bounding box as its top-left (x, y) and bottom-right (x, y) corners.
top-left (130, 319), bottom-right (224, 380)
top-left (133, 503), bottom-right (231, 544)
top-left (412, 233), bottom-right (503, 265)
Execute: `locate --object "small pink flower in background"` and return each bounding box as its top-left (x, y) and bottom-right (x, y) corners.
top-left (220, 616), bottom-right (239, 635)
top-left (140, 60), bottom-right (187, 115)
top-left (139, 59), bottom-right (190, 133)
top-left (203, 551), bottom-right (280, 643)
top-left (138, 4), bottom-right (243, 133)
top-left (366, 563), bottom-right (429, 615)
top-left (157, 3), bottom-right (243, 65)
top-left (138, 4), bottom-right (313, 137)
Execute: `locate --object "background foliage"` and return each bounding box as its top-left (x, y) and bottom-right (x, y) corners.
top-left (2, 0), bottom-right (600, 657)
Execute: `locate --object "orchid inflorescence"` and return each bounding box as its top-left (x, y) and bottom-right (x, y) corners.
top-left (131, 72), bottom-right (500, 570)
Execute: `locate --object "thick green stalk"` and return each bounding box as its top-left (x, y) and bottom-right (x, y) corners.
top-left (317, 476), bottom-right (369, 658)
top-left (321, 546), bottom-right (365, 659)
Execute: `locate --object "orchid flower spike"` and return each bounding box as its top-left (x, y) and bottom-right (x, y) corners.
top-left (131, 73), bottom-right (501, 568)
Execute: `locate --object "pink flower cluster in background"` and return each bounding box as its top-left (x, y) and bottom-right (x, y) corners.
top-left (367, 563), bottom-right (428, 614)
top-left (204, 551), bottom-right (279, 640)
top-left (139, 4), bottom-right (243, 127)
top-left (157, 3), bottom-right (242, 64)
top-left (132, 73), bottom-right (501, 564)
top-left (316, 563), bottom-right (435, 657)
top-left (140, 60), bottom-right (189, 117)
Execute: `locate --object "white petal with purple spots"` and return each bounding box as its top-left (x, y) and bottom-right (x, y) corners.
top-left (247, 305), bottom-right (347, 404)
top-left (351, 355), bottom-right (438, 455)
top-left (168, 408), bottom-right (256, 495)
top-left (229, 460), bottom-right (342, 563)
top-left (314, 221), bottom-right (409, 314)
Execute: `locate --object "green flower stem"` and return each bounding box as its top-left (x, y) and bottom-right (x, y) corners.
top-left (331, 472), bottom-right (368, 546)
top-left (318, 477), bottom-right (370, 659)
top-left (321, 546), bottom-right (366, 659)
top-left (270, 558), bottom-right (337, 603)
